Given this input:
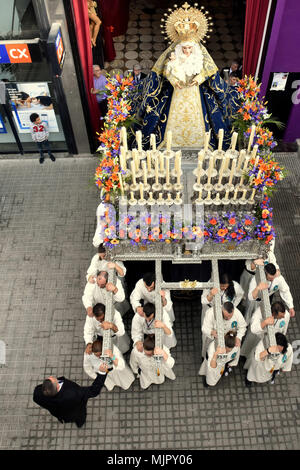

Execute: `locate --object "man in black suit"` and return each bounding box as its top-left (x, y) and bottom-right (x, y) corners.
top-left (132, 63), bottom-right (147, 85)
top-left (33, 364), bottom-right (107, 428)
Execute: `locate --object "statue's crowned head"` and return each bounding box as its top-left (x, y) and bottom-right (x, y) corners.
top-left (161, 2), bottom-right (214, 44)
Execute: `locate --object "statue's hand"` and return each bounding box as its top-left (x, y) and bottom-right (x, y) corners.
top-left (175, 82), bottom-right (182, 89)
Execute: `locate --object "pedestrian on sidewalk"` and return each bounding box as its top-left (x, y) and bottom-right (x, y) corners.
top-left (29, 113), bottom-right (56, 164)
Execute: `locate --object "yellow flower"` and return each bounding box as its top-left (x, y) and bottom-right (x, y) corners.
top-left (110, 239), bottom-right (119, 245)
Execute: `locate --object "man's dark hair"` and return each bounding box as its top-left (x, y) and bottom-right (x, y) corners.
top-left (92, 339), bottom-right (103, 353)
top-left (224, 330), bottom-right (237, 349)
top-left (219, 272), bottom-right (235, 301)
top-left (96, 270), bottom-right (108, 281)
top-left (30, 113), bottom-right (39, 123)
top-left (143, 334), bottom-right (155, 351)
top-left (275, 332), bottom-right (288, 355)
top-left (264, 263), bottom-right (276, 276)
top-left (42, 379), bottom-right (58, 397)
top-left (93, 303), bottom-right (105, 317)
top-left (271, 301), bottom-right (285, 317)
top-left (143, 272), bottom-right (155, 286)
top-left (143, 303), bottom-right (155, 318)
top-left (229, 71), bottom-right (239, 78)
top-left (223, 301), bottom-right (234, 314)
top-left (97, 243), bottom-right (106, 254)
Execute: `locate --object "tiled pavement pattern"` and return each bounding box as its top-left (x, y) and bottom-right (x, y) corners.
top-left (0, 154), bottom-right (299, 450)
top-left (107, 0), bottom-right (244, 75)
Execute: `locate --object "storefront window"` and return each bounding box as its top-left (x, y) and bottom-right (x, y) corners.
top-left (0, 0), bottom-right (40, 41)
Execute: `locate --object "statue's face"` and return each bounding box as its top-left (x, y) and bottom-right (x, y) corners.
top-left (182, 45), bottom-right (193, 56)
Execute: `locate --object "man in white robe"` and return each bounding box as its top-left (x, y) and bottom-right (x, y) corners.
top-left (241, 301), bottom-right (290, 359)
top-left (130, 335), bottom-right (175, 389)
top-left (244, 333), bottom-right (293, 387)
top-left (130, 272), bottom-right (175, 324)
top-left (198, 331), bottom-right (240, 387)
top-left (239, 253), bottom-right (279, 300)
top-left (131, 303), bottom-right (177, 350)
top-left (248, 263), bottom-right (295, 322)
top-left (201, 275), bottom-right (244, 320)
top-left (86, 243), bottom-right (126, 283)
top-left (201, 301), bottom-right (247, 359)
top-left (82, 270), bottom-right (125, 317)
top-left (84, 303), bottom-right (130, 354)
top-left (83, 339), bottom-right (135, 391)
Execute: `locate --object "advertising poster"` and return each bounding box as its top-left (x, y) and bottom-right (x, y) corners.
top-left (7, 82), bottom-right (59, 133)
top-left (270, 73), bottom-right (289, 91)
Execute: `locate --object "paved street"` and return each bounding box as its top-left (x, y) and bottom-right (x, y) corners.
top-left (0, 154), bottom-right (299, 450)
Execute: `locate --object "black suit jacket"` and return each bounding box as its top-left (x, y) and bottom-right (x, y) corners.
top-left (33, 374), bottom-right (106, 423)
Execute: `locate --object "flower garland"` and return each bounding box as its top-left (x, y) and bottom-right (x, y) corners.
top-left (246, 154), bottom-right (286, 194)
top-left (94, 73), bottom-right (134, 196)
top-left (254, 195), bottom-right (276, 245)
top-left (204, 212), bottom-right (256, 245)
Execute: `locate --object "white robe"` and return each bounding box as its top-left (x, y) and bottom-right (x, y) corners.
top-left (130, 278), bottom-right (175, 323)
top-left (246, 273), bottom-right (294, 324)
top-left (240, 308), bottom-right (290, 358)
top-left (86, 255), bottom-right (126, 281)
top-left (82, 278), bottom-right (125, 309)
top-left (131, 310), bottom-right (177, 349)
top-left (245, 340), bottom-right (293, 383)
top-left (201, 280), bottom-right (244, 321)
top-left (83, 309), bottom-right (130, 354)
top-left (201, 306), bottom-right (247, 358)
top-left (129, 345), bottom-right (176, 389)
top-left (92, 202), bottom-right (106, 247)
top-left (83, 345), bottom-right (135, 391)
top-left (239, 252), bottom-right (279, 297)
top-left (198, 341), bottom-right (240, 386)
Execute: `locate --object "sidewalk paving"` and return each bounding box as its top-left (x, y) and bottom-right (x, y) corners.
top-left (0, 155), bottom-right (299, 450)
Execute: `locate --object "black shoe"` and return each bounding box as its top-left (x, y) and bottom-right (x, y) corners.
top-left (39, 157), bottom-right (44, 164)
top-left (245, 377), bottom-right (252, 388)
top-left (75, 420), bottom-right (85, 428)
top-left (49, 154), bottom-right (56, 162)
top-left (202, 377), bottom-right (210, 388)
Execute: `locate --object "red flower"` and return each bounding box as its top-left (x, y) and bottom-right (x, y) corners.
top-left (209, 218), bottom-right (217, 225)
top-left (230, 232), bottom-right (237, 239)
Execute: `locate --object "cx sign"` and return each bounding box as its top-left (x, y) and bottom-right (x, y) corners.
top-left (0, 43), bottom-right (32, 64)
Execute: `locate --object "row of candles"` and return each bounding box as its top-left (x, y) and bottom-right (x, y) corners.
top-left (117, 126), bottom-right (259, 206)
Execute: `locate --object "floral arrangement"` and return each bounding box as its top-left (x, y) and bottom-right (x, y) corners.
top-left (254, 195), bottom-right (276, 245)
top-left (203, 212), bottom-right (256, 245)
top-left (94, 73), bottom-right (135, 196)
top-left (246, 154), bottom-right (286, 194)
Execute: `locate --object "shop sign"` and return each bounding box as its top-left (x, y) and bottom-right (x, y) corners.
top-left (0, 43), bottom-right (32, 64)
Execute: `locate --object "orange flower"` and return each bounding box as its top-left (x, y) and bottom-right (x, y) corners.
top-left (230, 232), bottom-right (237, 238)
top-left (228, 218), bottom-right (236, 225)
top-left (245, 219), bottom-right (252, 226)
top-left (209, 218), bottom-right (217, 225)
top-left (217, 228), bottom-right (228, 237)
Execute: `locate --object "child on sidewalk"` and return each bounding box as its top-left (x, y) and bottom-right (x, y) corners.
top-left (29, 113), bottom-right (56, 164)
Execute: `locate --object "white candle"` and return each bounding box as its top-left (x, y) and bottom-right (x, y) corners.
top-left (166, 131), bottom-right (172, 152)
top-left (198, 149), bottom-right (205, 165)
top-left (224, 155), bottom-right (230, 172)
top-left (250, 189), bottom-right (256, 200)
top-left (215, 193), bottom-right (220, 201)
top-left (167, 193), bottom-right (172, 201)
top-left (155, 158), bottom-right (159, 184)
top-left (119, 148), bottom-right (126, 171)
top-left (198, 189), bottom-right (202, 199)
top-left (218, 157), bottom-right (226, 184)
top-left (158, 192), bottom-right (163, 201)
top-left (224, 189), bottom-right (229, 199)
top-left (237, 150), bottom-right (246, 171)
top-left (142, 161), bottom-right (148, 185)
top-left (233, 188), bottom-right (238, 200)
top-left (256, 169), bottom-right (262, 180)
top-left (149, 191), bottom-right (154, 201)
top-left (204, 131), bottom-right (210, 151)
top-left (132, 149), bottom-right (139, 171)
top-left (247, 125), bottom-right (256, 152)
top-left (160, 153), bottom-right (165, 172)
top-left (228, 159), bottom-right (236, 185)
top-left (130, 161), bottom-right (136, 185)
top-left (147, 151), bottom-right (152, 172)
top-left (176, 192), bottom-right (181, 201)
top-left (206, 191), bottom-right (211, 201)
top-left (239, 175), bottom-right (244, 186)
top-left (136, 130), bottom-right (142, 152)
top-left (231, 132), bottom-right (238, 151)
top-left (166, 157), bottom-right (170, 185)
top-left (118, 172), bottom-right (124, 195)
top-left (139, 182), bottom-right (144, 200)
top-left (241, 189), bottom-right (247, 200)
top-left (121, 126), bottom-right (127, 152)
top-left (251, 144), bottom-right (258, 160)
top-left (218, 128), bottom-right (224, 151)
top-left (197, 164), bottom-right (201, 185)
top-left (243, 157), bottom-right (249, 172)
top-left (130, 191), bottom-right (134, 201)
top-left (207, 158), bottom-right (214, 184)
top-left (150, 133), bottom-right (156, 151)
top-left (177, 151), bottom-right (182, 173)
top-left (176, 167), bottom-right (181, 185)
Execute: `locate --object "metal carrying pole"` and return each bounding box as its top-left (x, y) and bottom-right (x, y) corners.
top-left (100, 268), bottom-right (116, 365)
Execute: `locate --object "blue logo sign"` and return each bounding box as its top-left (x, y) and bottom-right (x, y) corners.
top-left (273, 285), bottom-right (278, 291)
top-left (231, 321), bottom-right (237, 328)
top-left (0, 45), bottom-right (10, 64)
top-left (282, 354), bottom-right (287, 363)
top-left (279, 320), bottom-right (285, 329)
top-left (231, 352), bottom-right (237, 359)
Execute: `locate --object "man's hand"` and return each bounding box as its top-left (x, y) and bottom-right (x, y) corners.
top-left (289, 308), bottom-right (295, 318)
top-left (106, 282), bottom-right (117, 293)
top-left (258, 282), bottom-right (269, 291)
top-left (154, 320), bottom-right (164, 329)
top-left (265, 316), bottom-right (275, 326)
top-left (87, 307), bottom-right (93, 317)
top-left (216, 346), bottom-right (226, 355)
top-left (107, 262), bottom-right (116, 270)
top-left (211, 329), bottom-right (218, 338)
top-left (101, 321), bottom-right (112, 330)
top-left (210, 287), bottom-right (218, 296)
top-left (88, 275), bottom-right (96, 284)
top-left (235, 338), bottom-right (241, 348)
top-left (85, 343), bottom-right (92, 355)
top-left (135, 341), bottom-right (143, 352)
top-left (105, 349), bottom-right (113, 358)
top-left (136, 306), bottom-right (144, 317)
top-left (268, 345), bottom-right (279, 354)
top-left (254, 258), bottom-right (264, 266)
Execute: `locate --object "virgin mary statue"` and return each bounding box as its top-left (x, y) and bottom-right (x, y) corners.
top-left (129, 3), bottom-right (240, 150)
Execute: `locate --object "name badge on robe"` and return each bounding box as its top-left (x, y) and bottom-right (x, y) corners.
top-left (231, 321), bottom-right (237, 329)
top-left (231, 352), bottom-right (237, 359)
top-left (282, 354), bottom-right (287, 363)
top-left (279, 320), bottom-right (285, 328)
top-left (273, 285), bottom-right (278, 291)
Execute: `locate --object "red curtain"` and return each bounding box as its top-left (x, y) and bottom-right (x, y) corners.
top-left (243, 0), bottom-right (270, 76)
top-left (97, 0), bottom-right (130, 62)
top-left (71, 0), bottom-right (101, 137)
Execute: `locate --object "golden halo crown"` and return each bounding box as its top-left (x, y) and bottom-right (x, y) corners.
top-left (160, 2), bottom-right (213, 44)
